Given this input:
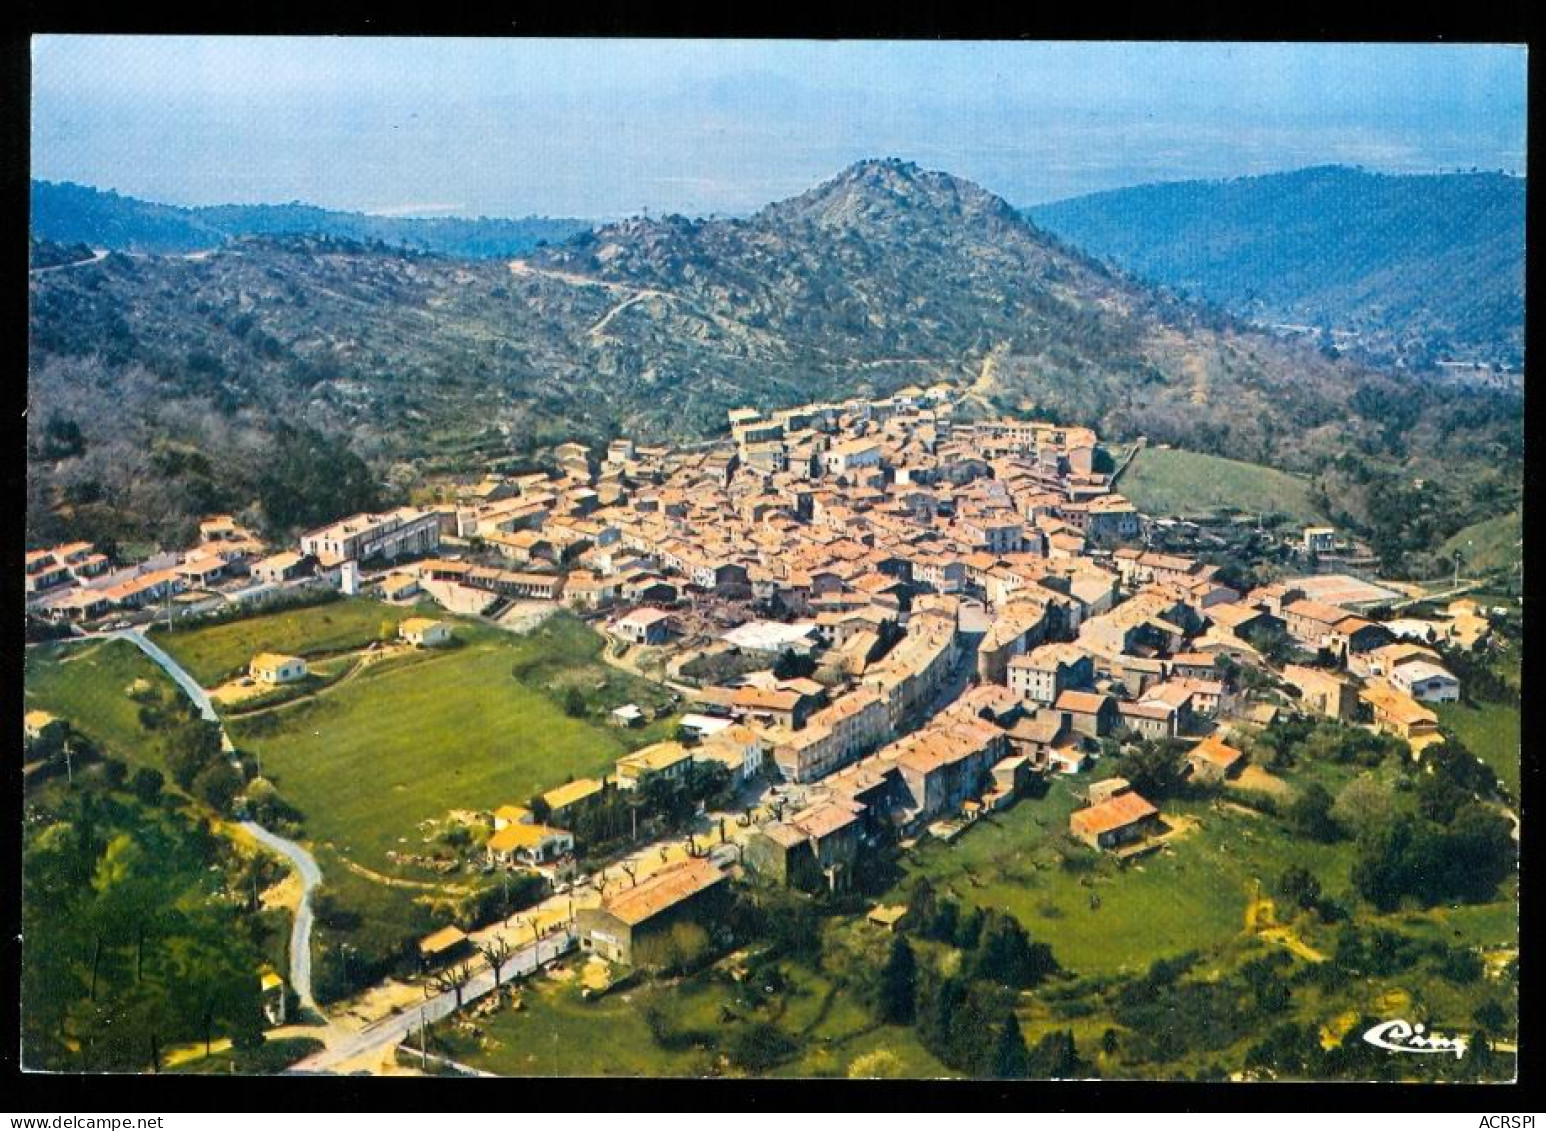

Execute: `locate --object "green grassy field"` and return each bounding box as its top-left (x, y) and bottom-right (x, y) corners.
top-left (438, 957), bottom-right (951, 1079)
top-left (1441, 509), bottom-right (1522, 579)
top-left (1437, 698), bottom-right (1521, 798)
top-left (1120, 446), bottom-right (1321, 523)
top-left (24, 639), bottom-right (181, 772)
top-left (228, 611), bottom-right (674, 875)
top-left (890, 776), bottom-right (1357, 977)
top-left (154, 597), bottom-right (435, 686)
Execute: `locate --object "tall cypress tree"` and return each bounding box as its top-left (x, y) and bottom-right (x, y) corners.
top-left (918, 974), bottom-right (965, 1053)
top-left (876, 936), bottom-right (918, 1024)
top-left (986, 1012), bottom-right (1030, 1079)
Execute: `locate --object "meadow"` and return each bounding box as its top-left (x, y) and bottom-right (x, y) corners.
top-left (1119, 446), bottom-right (1321, 524)
top-left (25, 638), bottom-right (182, 773)
top-left (1440, 508), bottom-right (1522, 580)
top-left (436, 956), bottom-right (951, 1079)
top-left (887, 779), bottom-right (1352, 975)
top-left (227, 609), bottom-right (677, 876)
top-left (1437, 698), bottom-right (1521, 799)
top-left (154, 595), bottom-right (433, 686)
top-left (889, 768), bottom-right (1514, 979)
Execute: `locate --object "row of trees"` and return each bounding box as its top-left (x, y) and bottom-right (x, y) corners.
top-left (536, 762), bottom-right (734, 862)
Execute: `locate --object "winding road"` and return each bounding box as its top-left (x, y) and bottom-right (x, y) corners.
top-left (110, 629), bottom-right (323, 1007)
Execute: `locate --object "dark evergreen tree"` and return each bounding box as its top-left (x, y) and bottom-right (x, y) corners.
top-left (876, 936), bottom-right (918, 1024)
top-left (985, 1012), bottom-right (1030, 1078)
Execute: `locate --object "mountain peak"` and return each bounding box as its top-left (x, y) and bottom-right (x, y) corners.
top-left (761, 158), bottom-right (1023, 232)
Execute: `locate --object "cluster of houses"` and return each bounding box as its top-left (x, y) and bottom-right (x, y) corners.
top-left (30, 389), bottom-right (1503, 975)
top-left (308, 398), bottom-right (1492, 916)
top-left (386, 394), bottom-right (1487, 914)
top-left (26, 516), bottom-right (275, 624)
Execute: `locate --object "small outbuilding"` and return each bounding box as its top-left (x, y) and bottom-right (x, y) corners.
top-left (399, 617), bottom-right (452, 647)
top-left (251, 653), bottom-right (308, 684)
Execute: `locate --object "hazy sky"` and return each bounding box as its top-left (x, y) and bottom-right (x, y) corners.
top-left (31, 38), bottom-right (1528, 218)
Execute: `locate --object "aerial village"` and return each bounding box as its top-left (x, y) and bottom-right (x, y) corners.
top-left (24, 384), bottom-right (1503, 1023)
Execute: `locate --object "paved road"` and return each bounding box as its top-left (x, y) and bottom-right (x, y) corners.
top-left (290, 929), bottom-right (577, 1074)
top-left (112, 629), bottom-right (224, 737)
top-left (241, 820), bottom-right (323, 1008)
top-left (109, 629), bottom-right (324, 1007)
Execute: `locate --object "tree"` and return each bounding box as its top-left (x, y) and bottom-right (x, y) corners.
top-left (970, 912), bottom-right (1056, 989)
top-left (985, 1013), bottom-right (1030, 1078)
top-left (1330, 775), bottom-right (1395, 836)
top-left (1116, 738), bottom-right (1190, 799)
top-left (130, 767), bottom-right (164, 806)
top-left (773, 648), bottom-right (814, 680)
top-left (1473, 999), bottom-right (1509, 1035)
top-left (475, 936), bottom-right (515, 989)
top-left (562, 687), bottom-right (587, 718)
top-left (876, 936), bottom-right (917, 1024)
top-left (917, 974), bottom-right (966, 1053)
top-left (1422, 739), bottom-right (1499, 801)
top-left (1026, 1029), bottom-right (1080, 1078)
top-left (1276, 865), bottom-right (1322, 913)
top-left (1417, 770), bottom-right (1472, 825)
top-left (39, 414), bottom-right (87, 461)
top-left (429, 961), bottom-right (474, 1009)
top-left (256, 426), bottom-right (380, 533)
top-left (192, 761), bottom-right (243, 812)
top-left (1287, 781), bottom-right (1340, 842)
top-left (727, 1022), bottom-right (799, 1072)
top-left (905, 878), bottom-right (938, 933)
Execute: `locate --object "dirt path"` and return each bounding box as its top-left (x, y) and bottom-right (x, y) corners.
top-left (586, 287), bottom-right (676, 338)
top-left (507, 258), bottom-right (635, 292)
top-left (963, 343), bottom-right (1008, 409)
top-left (29, 248), bottom-right (110, 275)
top-left (1246, 893), bottom-right (1327, 962)
top-left (341, 856), bottom-right (477, 895)
top-left (225, 644), bottom-right (417, 718)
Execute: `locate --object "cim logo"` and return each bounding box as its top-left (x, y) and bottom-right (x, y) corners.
top-left (1361, 1018), bottom-right (1469, 1059)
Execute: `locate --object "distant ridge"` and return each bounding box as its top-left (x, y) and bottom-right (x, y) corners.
top-left (30, 180), bottom-right (594, 259)
top-left (1028, 165), bottom-right (1525, 371)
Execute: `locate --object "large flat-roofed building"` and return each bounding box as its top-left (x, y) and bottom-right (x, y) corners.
top-left (575, 857), bottom-right (730, 965)
top-left (1284, 572), bottom-right (1403, 612)
top-left (300, 507), bottom-right (441, 566)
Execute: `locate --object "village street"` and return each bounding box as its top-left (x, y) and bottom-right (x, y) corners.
top-left (285, 789), bottom-right (775, 1074)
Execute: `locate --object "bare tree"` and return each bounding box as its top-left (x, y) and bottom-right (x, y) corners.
top-left (430, 961), bottom-right (475, 1010)
top-left (476, 936), bottom-right (515, 989)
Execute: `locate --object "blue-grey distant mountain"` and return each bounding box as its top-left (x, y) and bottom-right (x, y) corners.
top-left (30, 180), bottom-right (594, 259)
top-left (1028, 166), bottom-right (1525, 371)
